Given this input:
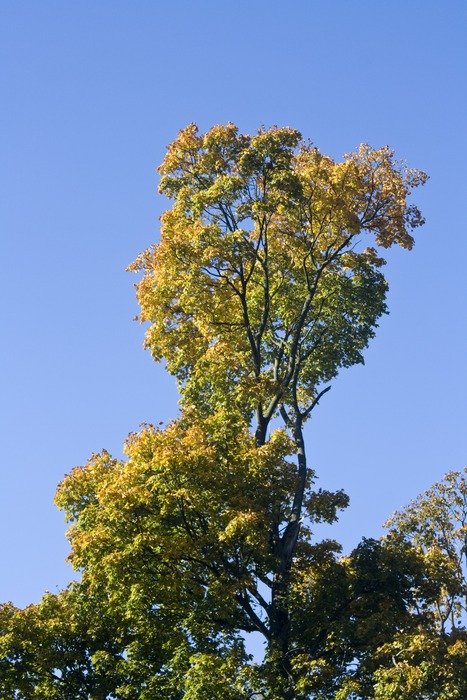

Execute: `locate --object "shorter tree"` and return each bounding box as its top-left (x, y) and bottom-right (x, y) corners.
top-left (0, 583), bottom-right (130, 699)
top-left (370, 469), bottom-right (467, 699)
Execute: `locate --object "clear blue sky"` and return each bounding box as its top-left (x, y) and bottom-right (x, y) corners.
top-left (1, 0), bottom-right (466, 607)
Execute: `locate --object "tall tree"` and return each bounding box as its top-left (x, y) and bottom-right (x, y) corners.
top-left (0, 124), bottom-right (430, 699)
top-left (127, 123), bottom-right (426, 696)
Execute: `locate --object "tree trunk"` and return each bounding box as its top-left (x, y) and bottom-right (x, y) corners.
top-left (269, 566), bottom-right (295, 699)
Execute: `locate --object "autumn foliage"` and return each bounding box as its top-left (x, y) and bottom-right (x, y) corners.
top-left (1, 124), bottom-right (465, 699)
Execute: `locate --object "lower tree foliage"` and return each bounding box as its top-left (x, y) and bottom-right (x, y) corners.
top-left (2, 439), bottom-right (465, 698)
top-left (2, 124), bottom-right (465, 697)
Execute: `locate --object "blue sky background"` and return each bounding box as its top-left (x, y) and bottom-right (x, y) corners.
top-left (1, 0), bottom-right (466, 607)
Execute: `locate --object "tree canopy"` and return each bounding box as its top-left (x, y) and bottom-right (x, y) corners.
top-left (130, 123), bottom-right (425, 426)
top-left (2, 124), bottom-right (464, 700)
